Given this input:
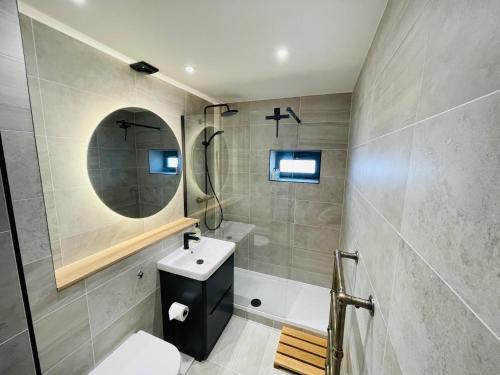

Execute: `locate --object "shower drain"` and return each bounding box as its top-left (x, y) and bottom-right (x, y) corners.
top-left (225, 235), bottom-right (233, 240)
top-left (251, 298), bottom-right (262, 307)
top-left (196, 259), bottom-right (204, 265)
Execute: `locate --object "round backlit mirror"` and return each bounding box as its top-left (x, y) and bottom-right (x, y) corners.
top-left (87, 107), bottom-right (182, 218)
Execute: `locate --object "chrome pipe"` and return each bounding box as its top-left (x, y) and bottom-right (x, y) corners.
top-left (328, 250), bottom-right (375, 375)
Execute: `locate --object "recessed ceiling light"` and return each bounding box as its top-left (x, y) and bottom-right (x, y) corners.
top-left (185, 66), bottom-right (195, 74)
top-left (71, 0), bottom-right (86, 5)
top-left (276, 48), bottom-right (289, 62)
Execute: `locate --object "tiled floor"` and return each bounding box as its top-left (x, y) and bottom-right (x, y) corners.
top-left (186, 316), bottom-right (292, 375)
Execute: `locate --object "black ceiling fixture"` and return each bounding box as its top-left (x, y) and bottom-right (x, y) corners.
top-left (130, 61), bottom-right (159, 74)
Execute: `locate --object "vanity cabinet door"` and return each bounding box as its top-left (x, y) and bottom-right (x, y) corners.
top-left (205, 255), bottom-right (234, 353)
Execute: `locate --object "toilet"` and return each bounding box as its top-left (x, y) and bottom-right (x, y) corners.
top-left (90, 331), bottom-right (181, 375)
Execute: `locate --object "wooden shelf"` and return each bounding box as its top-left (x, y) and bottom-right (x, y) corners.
top-left (55, 217), bottom-right (199, 290)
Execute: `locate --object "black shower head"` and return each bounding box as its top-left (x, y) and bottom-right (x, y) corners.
top-left (203, 104), bottom-right (239, 122)
top-left (221, 109), bottom-right (239, 117)
top-left (202, 130), bottom-right (224, 147)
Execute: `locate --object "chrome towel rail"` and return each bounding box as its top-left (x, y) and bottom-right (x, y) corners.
top-left (326, 250), bottom-right (374, 375)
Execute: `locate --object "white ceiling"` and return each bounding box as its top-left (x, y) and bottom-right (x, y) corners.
top-left (20, 0), bottom-right (387, 102)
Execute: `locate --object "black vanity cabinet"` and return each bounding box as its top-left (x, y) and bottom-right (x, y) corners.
top-left (160, 255), bottom-right (234, 361)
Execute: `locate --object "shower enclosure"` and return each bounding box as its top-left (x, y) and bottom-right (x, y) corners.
top-left (184, 95), bottom-right (346, 335)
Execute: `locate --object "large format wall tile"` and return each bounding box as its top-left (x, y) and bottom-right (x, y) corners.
top-left (418, 0), bottom-right (500, 120)
top-left (294, 200), bottom-right (342, 229)
top-left (32, 20), bottom-right (135, 101)
top-left (388, 243), bottom-right (500, 374)
top-left (299, 93), bottom-right (351, 124)
top-left (24, 256), bottom-right (85, 321)
top-left (343, 0), bottom-right (500, 373)
top-left (34, 296), bottom-right (91, 372)
top-left (369, 16), bottom-right (426, 138)
top-left (401, 92), bottom-right (500, 335)
top-left (0, 331), bottom-right (36, 375)
top-left (92, 290), bottom-right (157, 364)
top-left (352, 261), bottom-right (387, 375)
top-left (45, 341), bottom-right (93, 375)
top-left (370, 0), bottom-right (431, 80)
top-left (87, 255), bottom-right (160, 336)
top-left (348, 127), bottom-right (413, 230)
top-left (0, 231), bottom-right (27, 343)
top-left (13, 197), bottom-right (51, 264)
top-left (2, 131), bottom-right (43, 200)
top-left (0, 4), bottom-right (24, 61)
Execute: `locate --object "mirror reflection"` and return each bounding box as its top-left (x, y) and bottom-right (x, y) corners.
top-left (87, 107), bottom-right (182, 218)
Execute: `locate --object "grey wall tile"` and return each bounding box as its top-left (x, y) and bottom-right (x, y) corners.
top-left (346, 188), bottom-right (401, 320)
top-left (13, 197), bottom-right (51, 265)
top-left (0, 55), bottom-right (33, 132)
top-left (92, 290), bottom-right (157, 365)
top-left (370, 17), bottom-right (426, 138)
top-left (34, 296), bottom-right (91, 372)
top-left (45, 341), bottom-right (93, 375)
top-left (19, 14), bottom-right (37, 77)
top-left (298, 123), bottom-right (349, 149)
top-left (387, 243), bottom-right (500, 374)
top-left (0, 0), bottom-right (18, 16)
top-left (0, 231), bottom-right (27, 343)
top-left (295, 176), bottom-right (344, 204)
top-left (0, 331), bottom-right (36, 375)
top-left (86, 256), bottom-right (159, 337)
top-left (32, 20), bottom-right (134, 101)
top-left (352, 263), bottom-right (387, 375)
top-left (0, 175), bottom-right (9, 232)
top-left (2, 130), bottom-right (42, 200)
top-left (321, 150), bottom-right (347, 178)
top-left (292, 224), bottom-right (339, 254)
top-left (381, 339), bottom-right (402, 375)
top-left (294, 200), bottom-right (342, 228)
top-left (401, 92), bottom-right (500, 335)
top-left (251, 123), bottom-right (298, 150)
top-left (24, 256), bottom-right (85, 321)
top-left (348, 127), bottom-right (413, 230)
top-left (418, 0), bottom-right (500, 119)
top-left (291, 247), bottom-right (333, 275)
top-left (299, 93), bottom-right (351, 124)
top-left (370, 0), bottom-right (430, 81)
top-left (0, 53), bottom-right (31, 117)
top-left (0, 5), bottom-right (24, 61)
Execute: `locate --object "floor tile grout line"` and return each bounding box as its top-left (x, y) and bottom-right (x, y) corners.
top-left (349, 181), bottom-right (500, 342)
top-left (350, 88), bottom-right (500, 151)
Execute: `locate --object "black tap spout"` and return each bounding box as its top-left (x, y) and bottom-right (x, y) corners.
top-left (183, 232), bottom-right (200, 249)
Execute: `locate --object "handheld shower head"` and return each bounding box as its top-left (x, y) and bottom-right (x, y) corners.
top-left (202, 130), bottom-right (224, 147)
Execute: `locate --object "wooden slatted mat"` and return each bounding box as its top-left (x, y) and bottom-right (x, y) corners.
top-left (274, 326), bottom-right (327, 375)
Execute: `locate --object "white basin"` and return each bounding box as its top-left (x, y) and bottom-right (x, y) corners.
top-left (157, 236), bottom-right (235, 281)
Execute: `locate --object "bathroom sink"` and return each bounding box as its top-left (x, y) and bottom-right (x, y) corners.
top-left (157, 236), bottom-right (235, 281)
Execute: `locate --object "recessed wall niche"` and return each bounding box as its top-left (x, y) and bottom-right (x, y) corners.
top-left (88, 107), bottom-right (182, 219)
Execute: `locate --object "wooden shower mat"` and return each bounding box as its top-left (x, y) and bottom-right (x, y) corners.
top-left (274, 326), bottom-right (327, 375)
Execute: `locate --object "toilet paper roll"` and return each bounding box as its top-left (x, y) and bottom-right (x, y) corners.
top-left (169, 302), bottom-right (189, 322)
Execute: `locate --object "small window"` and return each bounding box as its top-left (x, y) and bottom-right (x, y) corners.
top-left (269, 150), bottom-right (321, 184)
top-left (149, 149), bottom-right (180, 175)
